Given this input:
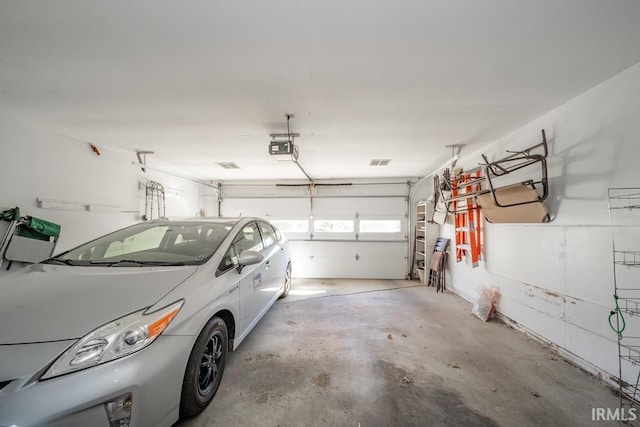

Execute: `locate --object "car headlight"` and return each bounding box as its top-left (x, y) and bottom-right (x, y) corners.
top-left (42, 300), bottom-right (184, 379)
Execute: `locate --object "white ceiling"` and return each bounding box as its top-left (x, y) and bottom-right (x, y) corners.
top-left (1, 0), bottom-right (639, 181)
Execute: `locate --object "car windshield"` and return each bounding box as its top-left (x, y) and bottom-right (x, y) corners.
top-left (46, 222), bottom-right (234, 267)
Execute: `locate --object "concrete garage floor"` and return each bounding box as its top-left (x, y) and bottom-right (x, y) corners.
top-left (176, 279), bottom-right (620, 426)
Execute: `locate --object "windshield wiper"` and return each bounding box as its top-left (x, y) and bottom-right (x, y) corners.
top-left (43, 258), bottom-right (78, 266)
top-left (89, 260), bottom-right (188, 267)
top-left (89, 260), bottom-right (145, 266)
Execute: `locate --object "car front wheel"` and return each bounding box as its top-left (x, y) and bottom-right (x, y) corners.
top-left (180, 317), bottom-right (228, 418)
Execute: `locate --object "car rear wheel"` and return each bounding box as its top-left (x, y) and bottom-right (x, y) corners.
top-left (180, 317), bottom-right (228, 418)
top-left (280, 262), bottom-right (291, 298)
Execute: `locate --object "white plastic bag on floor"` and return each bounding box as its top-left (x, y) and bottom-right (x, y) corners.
top-left (472, 286), bottom-right (498, 321)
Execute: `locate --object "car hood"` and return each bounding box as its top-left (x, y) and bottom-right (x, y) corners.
top-left (0, 263), bottom-right (198, 344)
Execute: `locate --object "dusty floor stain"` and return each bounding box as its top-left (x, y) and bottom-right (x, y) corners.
top-left (312, 372), bottom-right (331, 388)
top-left (372, 359), bottom-right (499, 427)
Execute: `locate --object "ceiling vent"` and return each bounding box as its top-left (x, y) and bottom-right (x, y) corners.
top-left (370, 159), bottom-right (391, 166)
top-left (216, 162), bottom-right (240, 169)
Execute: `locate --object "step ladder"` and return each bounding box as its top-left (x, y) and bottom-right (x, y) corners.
top-left (142, 180), bottom-right (166, 221)
top-left (451, 169), bottom-right (482, 267)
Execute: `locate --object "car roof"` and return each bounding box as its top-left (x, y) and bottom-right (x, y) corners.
top-left (146, 217), bottom-right (261, 225)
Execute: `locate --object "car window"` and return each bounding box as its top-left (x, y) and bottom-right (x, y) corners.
top-left (204, 226), bottom-right (232, 246)
top-left (233, 223), bottom-right (264, 254)
top-left (217, 245), bottom-right (238, 274)
top-left (258, 222), bottom-right (276, 248)
top-left (174, 231), bottom-right (200, 245)
top-left (103, 226), bottom-right (168, 259)
top-left (272, 225), bottom-right (282, 241)
top-left (55, 222), bottom-right (234, 266)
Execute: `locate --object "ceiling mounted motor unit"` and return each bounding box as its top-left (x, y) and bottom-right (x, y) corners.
top-left (268, 113), bottom-right (313, 182)
top-left (269, 140), bottom-right (294, 156)
top-left (269, 113), bottom-right (299, 158)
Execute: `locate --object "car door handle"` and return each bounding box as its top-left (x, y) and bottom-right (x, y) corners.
top-left (265, 261), bottom-right (271, 269)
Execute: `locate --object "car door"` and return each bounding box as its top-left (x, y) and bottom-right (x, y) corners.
top-left (232, 222), bottom-right (266, 333)
top-left (257, 221), bottom-right (286, 301)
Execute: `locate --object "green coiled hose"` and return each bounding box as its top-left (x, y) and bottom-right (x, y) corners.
top-left (609, 295), bottom-right (626, 335)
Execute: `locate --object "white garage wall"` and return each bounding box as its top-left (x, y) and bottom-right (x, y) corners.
top-left (412, 62), bottom-right (640, 385)
top-left (0, 117), bottom-right (212, 253)
top-left (219, 180), bottom-right (410, 279)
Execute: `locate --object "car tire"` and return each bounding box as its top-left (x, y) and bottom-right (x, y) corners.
top-left (179, 317), bottom-right (228, 418)
top-left (279, 262), bottom-right (291, 299)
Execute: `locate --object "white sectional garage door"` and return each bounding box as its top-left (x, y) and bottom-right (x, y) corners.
top-left (220, 183), bottom-right (408, 279)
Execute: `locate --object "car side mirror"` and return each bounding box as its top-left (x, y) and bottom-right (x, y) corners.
top-left (237, 250), bottom-right (263, 273)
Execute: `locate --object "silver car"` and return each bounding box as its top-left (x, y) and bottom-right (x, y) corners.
top-left (0, 217), bottom-right (291, 426)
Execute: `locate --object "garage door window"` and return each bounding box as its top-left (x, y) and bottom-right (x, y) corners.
top-left (359, 220), bottom-right (401, 233)
top-left (270, 220), bottom-right (309, 233)
top-left (313, 220), bottom-right (354, 233)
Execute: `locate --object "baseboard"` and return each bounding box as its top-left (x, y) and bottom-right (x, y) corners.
top-left (447, 282), bottom-right (620, 394)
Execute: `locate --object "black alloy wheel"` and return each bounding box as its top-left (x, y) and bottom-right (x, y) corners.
top-left (180, 317), bottom-right (228, 418)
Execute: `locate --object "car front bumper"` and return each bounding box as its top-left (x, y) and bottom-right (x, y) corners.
top-left (0, 335), bottom-right (193, 427)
